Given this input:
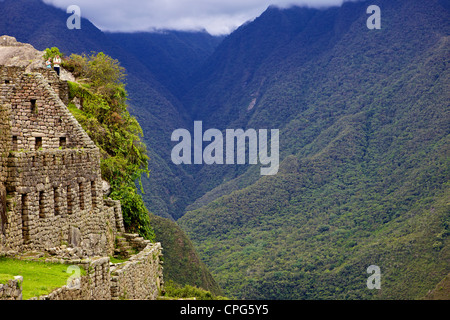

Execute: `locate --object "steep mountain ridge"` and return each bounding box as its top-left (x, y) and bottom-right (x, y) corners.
top-left (107, 31), bottom-right (223, 98)
top-left (182, 0), bottom-right (450, 212)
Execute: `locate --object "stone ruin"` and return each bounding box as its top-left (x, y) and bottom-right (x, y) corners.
top-left (0, 37), bottom-right (163, 300)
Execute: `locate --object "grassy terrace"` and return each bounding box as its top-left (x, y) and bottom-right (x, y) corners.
top-left (0, 257), bottom-right (84, 300)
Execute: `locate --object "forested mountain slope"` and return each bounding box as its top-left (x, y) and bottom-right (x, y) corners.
top-left (106, 31), bottom-right (223, 98)
top-left (178, 0), bottom-right (450, 299)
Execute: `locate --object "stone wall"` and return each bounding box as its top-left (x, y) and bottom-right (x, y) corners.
top-left (0, 66), bottom-right (120, 257)
top-left (26, 243), bottom-right (163, 300)
top-left (104, 199), bottom-right (126, 235)
top-left (0, 68), bottom-right (14, 180)
top-left (32, 68), bottom-right (70, 105)
top-left (0, 84), bottom-right (8, 240)
top-left (0, 184), bottom-right (6, 238)
top-left (0, 68), bottom-right (14, 250)
top-left (0, 66), bottom-right (25, 87)
top-left (3, 68), bottom-right (95, 152)
top-left (30, 257), bottom-right (111, 300)
top-left (110, 242), bottom-right (164, 300)
top-left (2, 149), bottom-right (112, 256)
top-left (0, 276), bottom-right (23, 300)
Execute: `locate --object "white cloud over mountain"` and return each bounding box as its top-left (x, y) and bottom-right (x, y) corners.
top-left (43, 0), bottom-right (354, 35)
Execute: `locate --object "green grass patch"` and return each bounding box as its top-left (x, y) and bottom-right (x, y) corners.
top-left (0, 273), bottom-right (15, 284)
top-left (109, 256), bottom-right (128, 264)
top-left (0, 257), bottom-right (85, 300)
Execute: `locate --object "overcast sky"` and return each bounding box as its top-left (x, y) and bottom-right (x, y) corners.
top-left (43, 0), bottom-right (353, 35)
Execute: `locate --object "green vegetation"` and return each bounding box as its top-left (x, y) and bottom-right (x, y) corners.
top-left (0, 273), bottom-right (14, 284)
top-left (62, 51), bottom-right (154, 241)
top-left (424, 273), bottom-right (450, 300)
top-left (109, 256), bottom-right (128, 264)
top-left (43, 47), bottom-right (63, 61)
top-left (177, 1), bottom-right (450, 300)
top-left (161, 280), bottom-right (228, 300)
top-left (0, 257), bottom-right (85, 300)
top-left (148, 214), bottom-right (223, 296)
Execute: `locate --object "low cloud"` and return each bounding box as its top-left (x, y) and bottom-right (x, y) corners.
top-left (44, 0), bottom-right (351, 35)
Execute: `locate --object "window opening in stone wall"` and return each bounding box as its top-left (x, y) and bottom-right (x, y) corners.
top-left (30, 99), bottom-right (37, 113)
top-left (21, 194), bottom-right (30, 244)
top-left (4, 80), bottom-right (10, 84)
top-left (39, 191), bottom-right (45, 218)
top-left (12, 136), bottom-right (18, 151)
top-left (35, 137), bottom-right (42, 151)
top-left (54, 188), bottom-right (60, 216)
top-left (79, 183), bottom-right (85, 210)
top-left (91, 181), bottom-right (97, 208)
top-left (67, 186), bottom-right (73, 215)
top-left (59, 137), bottom-right (66, 149)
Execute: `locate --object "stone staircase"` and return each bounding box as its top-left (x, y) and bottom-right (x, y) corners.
top-left (113, 233), bottom-right (151, 260)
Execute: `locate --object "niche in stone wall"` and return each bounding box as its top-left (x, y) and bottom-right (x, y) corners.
top-left (54, 187), bottom-right (60, 216)
top-left (30, 99), bottom-right (37, 114)
top-left (79, 182), bottom-right (85, 211)
top-left (91, 181), bottom-right (97, 208)
top-left (67, 185), bottom-right (73, 215)
top-left (21, 194), bottom-right (30, 244)
top-left (39, 191), bottom-right (45, 218)
top-left (59, 137), bottom-right (66, 149)
top-left (35, 137), bottom-right (42, 151)
top-left (12, 136), bottom-right (17, 151)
